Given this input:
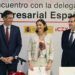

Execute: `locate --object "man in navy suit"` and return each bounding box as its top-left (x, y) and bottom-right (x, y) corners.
top-left (61, 14), bottom-right (75, 66)
top-left (0, 10), bottom-right (22, 75)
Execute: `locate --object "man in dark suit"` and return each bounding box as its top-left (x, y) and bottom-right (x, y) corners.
top-left (0, 10), bottom-right (22, 75)
top-left (61, 14), bottom-right (75, 66)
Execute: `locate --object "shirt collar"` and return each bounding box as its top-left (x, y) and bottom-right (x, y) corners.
top-left (3, 25), bottom-right (11, 29)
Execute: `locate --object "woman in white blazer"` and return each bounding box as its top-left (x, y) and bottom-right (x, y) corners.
top-left (28, 19), bottom-right (54, 75)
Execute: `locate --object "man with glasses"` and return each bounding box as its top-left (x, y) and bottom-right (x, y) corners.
top-left (61, 14), bottom-right (75, 66)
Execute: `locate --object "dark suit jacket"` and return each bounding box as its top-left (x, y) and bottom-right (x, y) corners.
top-left (61, 29), bottom-right (75, 66)
top-left (0, 25), bottom-right (22, 59)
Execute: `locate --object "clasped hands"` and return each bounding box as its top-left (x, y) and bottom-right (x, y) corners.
top-left (0, 57), bottom-right (14, 64)
top-left (29, 61), bottom-right (52, 71)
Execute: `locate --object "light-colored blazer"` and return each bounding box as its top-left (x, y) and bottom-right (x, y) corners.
top-left (28, 33), bottom-right (54, 62)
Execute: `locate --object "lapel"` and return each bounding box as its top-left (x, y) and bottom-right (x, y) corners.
top-left (0, 25), bottom-right (14, 46)
top-left (72, 39), bottom-right (75, 45)
top-left (9, 25), bottom-right (14, 44)
top-left (72, 35), bottom-right (75, 46)
top-left (66, 29), bottom-right (71, 42)
top-left (1, 25), bottom-right (7, 43)
top-left (67, 29), bottom-right (75, 46)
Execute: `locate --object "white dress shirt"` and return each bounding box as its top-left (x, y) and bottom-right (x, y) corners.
top-left (4, 25), bottom-right (11, 38)
top-left (69, 31), bottom-right (75, 42)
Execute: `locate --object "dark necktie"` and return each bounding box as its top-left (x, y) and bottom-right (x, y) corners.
top-left (69, 32), bottom-right (74, 45)
top-left (6, 27), bottom-right (9, 44)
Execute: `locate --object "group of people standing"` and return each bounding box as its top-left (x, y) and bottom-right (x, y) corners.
top-left (0, 10), bottom-right (53, 75)
top-left (0, 10), bottom-right (75, 75)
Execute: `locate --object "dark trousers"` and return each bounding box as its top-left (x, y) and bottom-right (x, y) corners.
top-left (0, 61), bottom-right (18, 75)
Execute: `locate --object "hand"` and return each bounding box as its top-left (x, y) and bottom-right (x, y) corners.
top-left (6, 57), bottom-right (14, 64)
top-left (45, 62), bottom-right (52, 71)
top-left (0, 57), bottom-right (9, 64)
top-left (28, 61), bottom-right (34, 71)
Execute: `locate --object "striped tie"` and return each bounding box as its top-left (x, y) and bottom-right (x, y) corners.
top-left (69, 32), bottom-right (74, 45)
